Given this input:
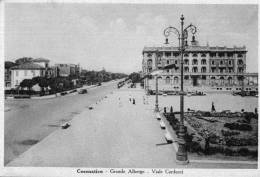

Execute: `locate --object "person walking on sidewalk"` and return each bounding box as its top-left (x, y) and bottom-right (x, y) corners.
top-left (211, 102), bottom-right (216, 112)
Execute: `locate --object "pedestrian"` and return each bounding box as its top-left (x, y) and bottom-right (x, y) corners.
top-left (170, 106), bottom-right (173, 113)
top-left (133, 98), bottom-right (135, 105)
top-left (211, 102), bottom-right (216, 112)
top-left (255, 108), bottom-right (258, 115)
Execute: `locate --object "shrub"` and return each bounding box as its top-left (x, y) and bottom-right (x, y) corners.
top-left (250, 150), bottom-right (258, 157)
top-left (207, 146), bottom-right (224, 155)
top-left (189, 141), bottom-right (202, 153)
top-left (237, 119), bottom-right (249, 124)
top-left (225, 137), bottom-right (257, 146)
top-left (244, 112), bottom-right (257, 121)
top-left (203, 112), bottom-right (211, 117)
top-left (221, 129), bottom-right (240, 136)
top-left (224, 122), bottom-right (252, 131)
top-left (224, 147), bottom-right (234, 156)
top-left (238, 148), bottom-right (250, 156)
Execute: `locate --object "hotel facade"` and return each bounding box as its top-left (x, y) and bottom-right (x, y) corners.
top-left (142, 42), bottom-right (258, 93)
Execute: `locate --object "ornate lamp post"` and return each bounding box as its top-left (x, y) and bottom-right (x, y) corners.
top-left (163, 15), bottom-right (197, 164)
top-left (154, 50), bottom-right (160, 112)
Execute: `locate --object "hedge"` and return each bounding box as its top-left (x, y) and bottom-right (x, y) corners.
top-left (224, 122), bottom-right (252, 131)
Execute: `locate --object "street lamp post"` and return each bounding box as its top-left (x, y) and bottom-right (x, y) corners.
top-left (154, 50), bottom-right (159, 112)
top-left (163, 15), bottom-right (197, 164)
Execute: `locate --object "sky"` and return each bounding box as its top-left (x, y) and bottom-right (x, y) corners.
top-left (5, 3), bottom-right (258, 74)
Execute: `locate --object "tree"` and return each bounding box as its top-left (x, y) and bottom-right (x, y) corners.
top-left (129, 72), bottom-right (141, 83)
top-left (20, 79), bottom-right (36, 94)
top-left (36, 77), bottom-right (49, 93)
top-left (5, 61), bottom-right (17, 69)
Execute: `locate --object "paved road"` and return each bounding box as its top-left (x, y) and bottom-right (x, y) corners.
top-left (8, 87), bottom-right (177, 167)
top-left (4, 81), bottom-right (118, 165)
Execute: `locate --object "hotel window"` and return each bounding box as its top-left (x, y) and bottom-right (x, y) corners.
top-left (184, 59), bottom-right (189, 65)
top-left (210, 53), bottom-right (216, 57)
top-left (165, 52), bottom-right (171, 57)
top-left (16, 71), bottom-right (19, 76)
top-left (192, 67), bottom-right (198, 73)
top-left (192, 53), bottom-right (198, 57)
top-left (173, 53), bottom-right (179, 57)
top-left (227, 53), bottom-right (234, 57)
top-left (184, 53), bottom-right (189, 57)
top-left (228, 60), bottom-right (232, 65)
top-left (238, 60), bottom-right (243, 65)
top-left (218, 53), bottom-right (224, 57)
top-left (147, 53), bottom-right (152, 57)
top-left (167, 60), bottom-right (170, 64)
top-left (201, 53), bottom-right (206, 57)
top-left (237, 54), bottom-right (243, 58)
top-left (211, 68), bottom-right (216, 73)
top-left (147, 59), bottom-right (152, 66)
top-left (165, 76), bottom-right (170, 84)
top-left (175, 60), bottom-right (178, 64)
top-left (192, 59), bottom-right (198, 65)
top-left (201, 67), bottom-right (206, 73)
top-left (201, 59), bottom-right (207, 65)
top-left (211, 61), bottom-right (215, 65)
top-left (184, 67), bottom-right (189, 72)
top-left (220, 60), bottom-right (224, 65)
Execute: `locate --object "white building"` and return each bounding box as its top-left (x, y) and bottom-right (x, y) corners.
top-left (32, 58), bottom-right (50, 68)
top-left (10, 63), bottom-right (45, 89)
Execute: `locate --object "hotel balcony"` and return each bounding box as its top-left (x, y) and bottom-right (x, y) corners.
top-left (218, 64), bottom-right (226, 67)
top-left (237, 63), bottom-right (245, 67)
top-left (210, 63), bottom-right (217, 66)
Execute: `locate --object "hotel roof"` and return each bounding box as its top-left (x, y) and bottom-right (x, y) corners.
top-left (143, 44), bottom-right (247, 53)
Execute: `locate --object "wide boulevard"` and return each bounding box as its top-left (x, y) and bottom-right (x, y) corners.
top-left (4, 81), bottom-right (118, 164)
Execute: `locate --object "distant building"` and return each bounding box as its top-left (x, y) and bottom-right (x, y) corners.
top-left (55, 63), bottom-right (70, 77)
top-left (142, 42), bottom-right (258, 92)
top-left (10, 63), bottom-right (45, 89)
top-left (32, 58), bottom-right (50, 68)
top-left (5, 61), bottom-right (17, 90)
top-left (55, 63), bottom-right (81, 77)
top-left (33, 58), bottom-right (54, 78)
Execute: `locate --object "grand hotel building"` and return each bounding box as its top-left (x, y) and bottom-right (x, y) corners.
top-left (142, 41), bottom-right (258, 93)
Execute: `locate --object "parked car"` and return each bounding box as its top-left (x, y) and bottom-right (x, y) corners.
top-left (78, 89), bottom-right (88, 94)
top-left (60, 92), bottom-right (68, 96)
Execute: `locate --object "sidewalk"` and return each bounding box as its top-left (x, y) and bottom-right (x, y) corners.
top-left (5, 85), bottom-right (97, 101)
top-left (8, 87), bottom-right (177, 168)
top-left (7, 86), bottom-right (258, 168)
